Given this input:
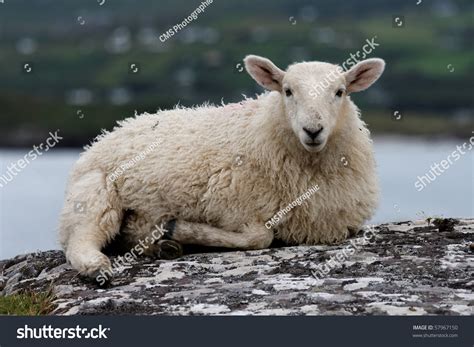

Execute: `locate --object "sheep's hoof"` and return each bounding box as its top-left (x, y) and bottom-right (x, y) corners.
top-left (157, 240), bottom-right (183, 260)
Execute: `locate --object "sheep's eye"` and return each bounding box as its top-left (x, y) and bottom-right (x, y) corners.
top-left (335, 89), bottom-right (344, 97)
top-left (285, 88), bottom-right (292, 97)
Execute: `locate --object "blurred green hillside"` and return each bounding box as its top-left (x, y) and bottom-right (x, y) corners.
top-left (0, 0), bottom-right (472, 146)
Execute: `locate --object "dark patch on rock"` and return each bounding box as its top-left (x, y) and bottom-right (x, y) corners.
top-left (433, 218), bottom-right (460, 232)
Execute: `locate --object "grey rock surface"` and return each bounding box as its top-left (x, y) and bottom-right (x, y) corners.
top-left (1, 218), bottom-right (473, 315)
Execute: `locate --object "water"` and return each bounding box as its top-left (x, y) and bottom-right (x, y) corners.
top-left (0, 137), bottom-right (472, 259)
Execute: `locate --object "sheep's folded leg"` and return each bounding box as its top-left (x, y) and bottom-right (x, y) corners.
top-left (166, 220), bottom-right (274, 250)
top-left (107, 213), bottom-right (183, 260)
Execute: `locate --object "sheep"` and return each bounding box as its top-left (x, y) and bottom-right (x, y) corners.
top-left (59, 55), bottom-right (385, 280)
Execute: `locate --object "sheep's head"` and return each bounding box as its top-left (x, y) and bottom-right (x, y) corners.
top-left (244, 55), bottom-right (385, 153)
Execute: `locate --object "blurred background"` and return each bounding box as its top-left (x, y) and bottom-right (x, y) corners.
top-left (0, 0), bottom-right (472, 258)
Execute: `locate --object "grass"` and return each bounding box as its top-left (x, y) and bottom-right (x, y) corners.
top-left (0, 290), bottom-right (56, 315)
top-left (363, 111), bottom-right (474, 139)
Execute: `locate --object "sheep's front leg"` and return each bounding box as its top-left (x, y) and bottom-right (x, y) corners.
top-left (59, 170), bottom-right (123, 281)
top-left (166, 220), bottom-right (274, 250)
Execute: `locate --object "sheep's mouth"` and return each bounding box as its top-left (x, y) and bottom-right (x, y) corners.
top-left (302, 140), bottom-right (326, 152)
top-left (305, 141), bottom-right (322, 147)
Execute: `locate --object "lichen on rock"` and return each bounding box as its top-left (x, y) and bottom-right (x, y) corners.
top-left (1, 218), bottom-right (473, 315)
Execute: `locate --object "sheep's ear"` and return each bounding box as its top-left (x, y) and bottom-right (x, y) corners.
top-left (244, 55), bottom-right (285, 92)
top-left (344, 58), bottom-right (385, 93)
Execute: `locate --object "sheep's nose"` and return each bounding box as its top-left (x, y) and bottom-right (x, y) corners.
top-left (303, 126), bottom-right (324, 140)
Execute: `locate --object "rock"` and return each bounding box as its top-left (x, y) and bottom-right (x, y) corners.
top-left (2, 273), bottom-right (22, 296)
top-left (0, 276), bottom-right (7, 291)
top-left (0, 218), bottom-right (473, 315)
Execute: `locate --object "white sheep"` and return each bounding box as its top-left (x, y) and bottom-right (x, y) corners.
top-left (59, 55), bottom-right (385, 280)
